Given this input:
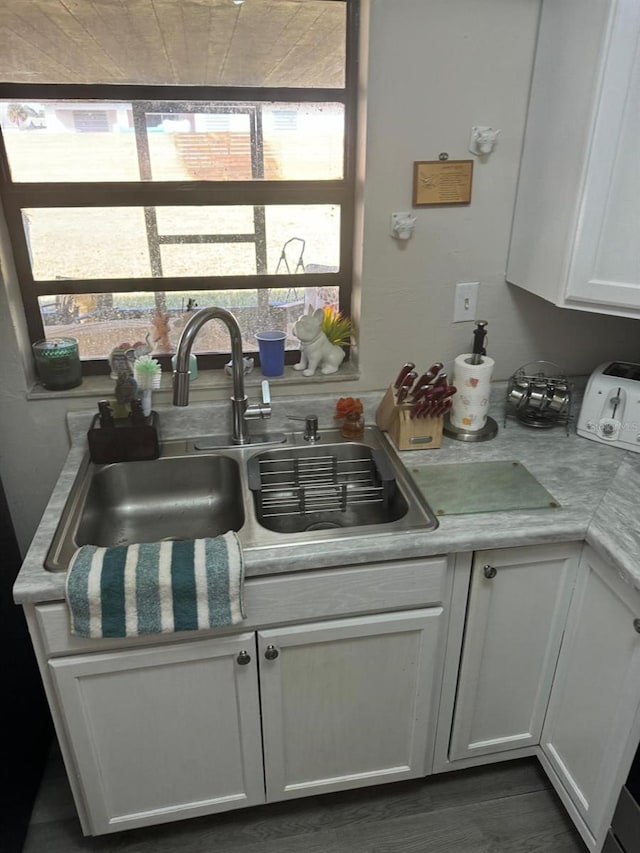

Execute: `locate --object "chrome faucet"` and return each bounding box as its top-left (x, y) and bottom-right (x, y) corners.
top-left (173, 307), bottom-right (271, 445)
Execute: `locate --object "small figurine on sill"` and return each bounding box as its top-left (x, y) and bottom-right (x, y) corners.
top-left (293, 306), bottom-right (346, 376)
top-left (113, 371), bottom-right (138, 419)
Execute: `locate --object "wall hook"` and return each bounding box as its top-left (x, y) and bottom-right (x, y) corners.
top-left (469, 126), bottom-right (500, 156)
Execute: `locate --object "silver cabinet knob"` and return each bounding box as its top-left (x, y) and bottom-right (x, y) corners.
top-left (237, 650), bottom-right (251, 665)
top-left (633, 618), bottom-right (640, 634)
top-left (264, 644), bottom-right (280, 660)
top-left (483, 564), bottom-right (497, 579)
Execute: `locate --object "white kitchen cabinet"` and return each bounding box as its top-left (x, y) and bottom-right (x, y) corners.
top-left (448, 543), bottom-right (580, 762)
top-left (48, 633), bottom-right (265, 834)
top-left (540, 546), bottom-right (640, 849)
top-left (507, 0), bottom-right (640, 317)
top-left (259, 609), bottom-right (443, 801)
top-left (42, 558), bottom-right (449, 835)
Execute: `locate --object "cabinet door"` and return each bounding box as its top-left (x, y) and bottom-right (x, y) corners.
top-left (258, 609), bottom-right (443, 801)
top-left (449, 544), bottom-right (579, 762)
top-left (506, 0), bottom-right (640, 318)
top-left (49, 634), bottom-right (265, 834)
top-left (565, 0), bottom-right (640, 311)
top-left (541, 546), bottom-right (640, 842)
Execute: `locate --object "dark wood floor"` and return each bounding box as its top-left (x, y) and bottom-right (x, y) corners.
top-left (23, 746), bottom-right (587, 853)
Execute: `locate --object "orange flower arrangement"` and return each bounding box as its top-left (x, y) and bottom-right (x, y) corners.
top-left (335, 397), bottom-right (363, 419)
top-left (335, 397), bottom-right (364, 439)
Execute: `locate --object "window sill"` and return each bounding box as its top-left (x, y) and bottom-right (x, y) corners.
top-left (26, 362), bottom-right (360, 402)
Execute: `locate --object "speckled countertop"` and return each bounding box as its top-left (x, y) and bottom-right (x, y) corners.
top-left (13, 387), bottom-right (640, 605)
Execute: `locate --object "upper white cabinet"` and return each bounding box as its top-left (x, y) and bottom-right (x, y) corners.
top-left (507, 0), bottom-right (640, 317)
top-left (540, 546), bottom-right (640, 848)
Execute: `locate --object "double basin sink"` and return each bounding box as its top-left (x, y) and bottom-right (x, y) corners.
top-left (45, 425), bottom-right (439, 572)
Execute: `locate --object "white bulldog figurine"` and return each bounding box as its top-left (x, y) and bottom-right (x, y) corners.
top-left (293, 307), bottom-right (346, 377)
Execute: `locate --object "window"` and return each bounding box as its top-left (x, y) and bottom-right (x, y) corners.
top-left (0, 0), bottom-right (358, 374)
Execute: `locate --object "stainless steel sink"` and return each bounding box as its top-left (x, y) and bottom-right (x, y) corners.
top-left (45, 426), bottom-right (438, 572)
top-left (77, 455), bottom-right (244, 547)
top-left (46, 455), bottom-right (244, 571)
top-left (247, 443), bottom-right (409, 534)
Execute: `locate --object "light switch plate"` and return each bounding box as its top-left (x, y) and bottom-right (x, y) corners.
top-left (453, 281), bottom-right (479, 323)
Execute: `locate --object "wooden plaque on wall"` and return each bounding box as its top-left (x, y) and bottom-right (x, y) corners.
top-left (413, 160), bottom-right (473, 206)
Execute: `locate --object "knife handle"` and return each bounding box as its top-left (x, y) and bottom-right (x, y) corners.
top-left (394, 362), bottom-right (416, 388)
top-left (396, 385), bottom-right (410, 404)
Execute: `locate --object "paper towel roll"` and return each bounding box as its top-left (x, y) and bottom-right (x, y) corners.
top-left (450, 354), bottom-right (495, 431)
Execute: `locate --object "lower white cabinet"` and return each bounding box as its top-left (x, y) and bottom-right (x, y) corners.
top-left (49, 607), bottom-right (444, 834)
top-left (37, 542), bottom-right (640, 849)
top-left (540, 545), bottom-right (640, 847)
top-left (259, 609), bottom-right (443, 801)
top-left (49, 633), bottom-right (266, 834)
top-left (449, 543), bottom-right (580, 761)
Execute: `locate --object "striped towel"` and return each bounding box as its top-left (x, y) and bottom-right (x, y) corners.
top-left (65, 533), bottom-right (245, 639)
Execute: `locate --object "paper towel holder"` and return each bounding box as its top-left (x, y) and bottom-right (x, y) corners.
top-left (443, 412), bottom-right (498, 442)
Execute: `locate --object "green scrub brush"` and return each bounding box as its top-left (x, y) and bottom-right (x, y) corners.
top-left (134, 355), bottom-right (162, 417)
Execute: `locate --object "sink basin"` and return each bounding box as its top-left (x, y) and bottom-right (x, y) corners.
top-left (45, 426), bottom-right (438, 572)
top-left (46, 455), bottom-right (244, 571)
top-left (247, 443), bottom-right (409, 534)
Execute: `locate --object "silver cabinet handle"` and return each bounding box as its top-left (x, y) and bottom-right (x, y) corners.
top-left (237, 650), bottom-right (251, 665)
top-left (633, 618), bottom-right (640, 634)
top-left (264, 644), bottom-right (280, 661)
top-left (483, 564), bottom-right (497, 579)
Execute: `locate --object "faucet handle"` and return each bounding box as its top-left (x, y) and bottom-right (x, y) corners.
top-left (289, 414), bottom-right (320, 443)
top-left (244, 380), bottom-right (272, 421)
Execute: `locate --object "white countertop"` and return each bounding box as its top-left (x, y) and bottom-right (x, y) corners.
top-left (13, 388), bottom-right (640, 605)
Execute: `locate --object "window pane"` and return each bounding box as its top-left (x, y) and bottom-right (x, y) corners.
top-left (0, 102), bottom-right (141, 182)
top-left (24, 209), bottom-right (150, 280)
top-left (25, 205), bottom-right (340, 280)
top-left (1, 100), bottom-right (344, 182)
top-left (150, 103), bottom-right (344, 181)
top-left (37, 287), bottom-right (340, 360)
top-left (0, 1), bottom-right (346, 88)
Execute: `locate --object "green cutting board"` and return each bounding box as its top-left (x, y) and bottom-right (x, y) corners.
top-left (409, 461), bottom-right (560, 516)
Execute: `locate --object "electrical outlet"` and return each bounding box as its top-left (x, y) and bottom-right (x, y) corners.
top-left (453, 281), bottom-right (479, 323)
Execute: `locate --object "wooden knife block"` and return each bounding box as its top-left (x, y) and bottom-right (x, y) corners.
top-left (376, 385), bottom-right (443, 451)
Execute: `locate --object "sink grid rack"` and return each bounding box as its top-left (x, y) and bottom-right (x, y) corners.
top-left (247, 450), bottom-right (395, 518)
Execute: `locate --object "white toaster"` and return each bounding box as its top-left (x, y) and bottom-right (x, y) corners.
top-left (577, 361), bottom-right (640, 451)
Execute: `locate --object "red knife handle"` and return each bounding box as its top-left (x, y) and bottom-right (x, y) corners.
top-left (413, 362), bottom-right (444, 391)
top-left (439, 385), bottom-right (457, 400)
top-left (400, 369), bottom-right (417, 388)
top-left (394, 362), bottom-right (416, 388)
top-left (396, 385), bottom-right (410, 404)
top-left (410, 397), bottom-right (429, 418)
top-left (410, 383), bottom-right (431, 401)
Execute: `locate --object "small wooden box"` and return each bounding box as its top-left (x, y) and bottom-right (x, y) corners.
top-left (376, 386), bottom-right (443, 451)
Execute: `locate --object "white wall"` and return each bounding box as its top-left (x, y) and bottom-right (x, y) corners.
top-left (357, 0), bottom-right (639, 388)
top-left (1, 0), bottom-right (639, 554)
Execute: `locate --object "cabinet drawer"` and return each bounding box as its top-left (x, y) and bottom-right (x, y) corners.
top-left (34, 556), bottom-right (449, 657)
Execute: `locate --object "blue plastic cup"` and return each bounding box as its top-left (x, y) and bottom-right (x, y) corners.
top-left (256, 331), bottom-right (286, 377)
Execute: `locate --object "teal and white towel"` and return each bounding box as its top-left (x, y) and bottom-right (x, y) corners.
top-left (66, 533), bottom-right (245, 639)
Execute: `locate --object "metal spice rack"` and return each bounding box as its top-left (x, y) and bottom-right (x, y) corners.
top-left (504, 361), bottom-right (573, 433)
